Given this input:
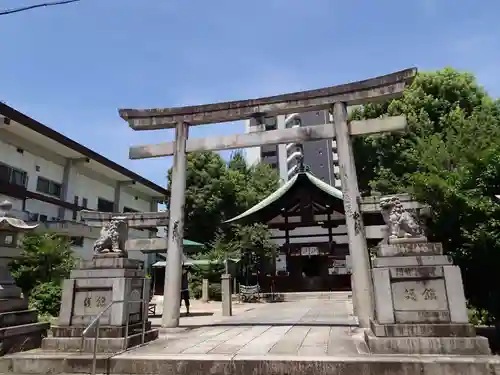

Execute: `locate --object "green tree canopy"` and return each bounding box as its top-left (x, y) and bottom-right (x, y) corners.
top-left (10, 232), bottom-right (76, 317)
top-left (167, 150), bottom-right (280, 288)
top-left (167, 150), bottom-right (280, 245)
top-left (352, 67), bottom-right (500, 324)
top-left (10, 233), bottom-right (75, 295)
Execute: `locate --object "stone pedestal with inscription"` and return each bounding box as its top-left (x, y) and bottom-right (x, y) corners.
top-left (366, 238), bottom-right (490, 354)
top-left (42, 257), bottom-right (158, 353)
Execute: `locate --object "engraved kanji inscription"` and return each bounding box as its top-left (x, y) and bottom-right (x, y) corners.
top-left (422, 288), bottom-right (437, 300)
top-left (404, 288), bottom-right (417, 301)
top-left (83, 296), bottom-right (91, 308)
top-left (96, 295), bottom-right (107, 308)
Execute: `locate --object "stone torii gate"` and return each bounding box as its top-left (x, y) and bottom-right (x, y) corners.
top-left (118, 68), bottom-right (417, 328)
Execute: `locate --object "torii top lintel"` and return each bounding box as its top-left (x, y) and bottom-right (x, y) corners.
top-left (119, 68), bottom-right (417, 130)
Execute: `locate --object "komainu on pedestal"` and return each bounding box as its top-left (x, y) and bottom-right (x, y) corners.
top-left (366, 196), bottom-right (491, 355)
top-left (42, 211), bottom-right (158, 353)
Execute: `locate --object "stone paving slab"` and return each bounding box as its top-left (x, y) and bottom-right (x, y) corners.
top-left (3, 296), bottom-right (500, 375)
top-left (122, 299), bottom-right (363, 358)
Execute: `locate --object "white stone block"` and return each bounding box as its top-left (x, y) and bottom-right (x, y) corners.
top-left (378, 242), bottom-right (443, 257)
top-left (392, 279), bottom-right (449, 311)
top-left (372, 255), bottom-right (452, 268)
top-left (389, 266), bottom-right (443, 279)
top-left (58, 279), bottom-right (75, 326)
top-left (443, 265), bottom-right (469, 323)
top-left (372, 268), bottom-right (395, 324)
top-left (394, 310), bottom-right (451, 323)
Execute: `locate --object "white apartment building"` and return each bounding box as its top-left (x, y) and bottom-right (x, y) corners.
top-left (0, 102), bottom-right (168, 265)
top-left (243, 110), bottom-right (342, 187)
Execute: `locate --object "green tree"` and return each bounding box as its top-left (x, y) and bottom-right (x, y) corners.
top-left (209, 223), bottom-right (277, 267)
top-left (167, 150), bottom-right (280, 245)
top-left (167, 150), bottom-right (280, 291)
top-left (168, 151), bottom-right (227, 244)
top-left (10, 233), bottom-right (75, 296)
top-left (352, 67), bottom-right (500, 325)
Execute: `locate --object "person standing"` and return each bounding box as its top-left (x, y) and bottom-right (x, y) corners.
top-left (180, 265), bottom-right (190, 316)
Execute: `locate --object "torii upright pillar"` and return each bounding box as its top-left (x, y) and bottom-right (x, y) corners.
top-left (333, 102), bottom-right (374, 328)
top-left (162, 122), bottom-right (189, 328)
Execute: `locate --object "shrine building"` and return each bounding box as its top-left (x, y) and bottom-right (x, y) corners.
top-left (225, 166), bottom-right (384, 294)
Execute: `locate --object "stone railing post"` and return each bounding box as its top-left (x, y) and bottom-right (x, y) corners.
top-left (201, 279), bottom-right (209, 303)
top-left (221, 274), bottom-right (232, 316)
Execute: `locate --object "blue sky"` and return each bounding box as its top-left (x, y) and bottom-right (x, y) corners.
top-left (1, 0), bottom-right (499, 188)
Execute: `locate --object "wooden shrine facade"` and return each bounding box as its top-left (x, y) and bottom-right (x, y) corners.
top-left (225, 169), bottom-right (384, 293)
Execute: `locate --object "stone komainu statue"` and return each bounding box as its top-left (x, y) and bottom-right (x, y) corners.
top-left (379, 196), bottom-right (424, 239)
top-left (93, 219), bottom-right (128, 256)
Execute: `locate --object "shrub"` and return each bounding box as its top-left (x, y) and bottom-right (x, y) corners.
top-left (189, 279), bottom-right (202, 299)
top-left (209, 283), bottom-right (222, 301)
top-left (29, 281), bottom-right (62, 317)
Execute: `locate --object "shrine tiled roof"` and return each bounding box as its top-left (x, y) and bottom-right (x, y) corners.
top-left (224, 171), bottom-right (343, 224)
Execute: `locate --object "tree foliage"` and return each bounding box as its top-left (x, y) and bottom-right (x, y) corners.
top-left (10, 233), bottom-right (75, 316)
top-left (167, 150), bottom-right (280, 245)
top-left (352, 68), bottom-right (500, 324)
top-left (167, 150), bottom-right (280, 287)
top-left (11, 233), bottom-right (75, 294)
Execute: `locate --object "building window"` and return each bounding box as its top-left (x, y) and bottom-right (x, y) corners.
top-left (12, 169), bottom-right (27, 186)
top-left (124, 206), bottom-right (139, 213)
top-left (36, 177), bottom-right (62, 197)
top-left (264, 117), bottom-right (277, 130)
top-left (0, 162), bottom-right (28, 187)
top-left (39, 214), bottom-right (48, 222)
top-left (0, 164), bottom-right (9, 183)
top-left (70, 236), bottom-right (84, 247)
top-left (261, 150), bottom-right (277, 157)
top-left (0, 232), bottom-right (17, 247)
top-left (82, 198), bottom-right (88, 208)
top-left (97, 198), bottom-right (114, 213)
top-left (72, 196), bottom-right (79, 220)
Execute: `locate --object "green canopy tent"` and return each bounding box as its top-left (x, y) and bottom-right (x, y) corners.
top-left (144, 238), bottom-right (204, 295)
top-left (182, 239), bottom-right (204, 253)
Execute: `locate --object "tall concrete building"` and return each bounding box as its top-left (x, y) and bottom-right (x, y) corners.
top-left (244, 110), bottom-right (341, 188)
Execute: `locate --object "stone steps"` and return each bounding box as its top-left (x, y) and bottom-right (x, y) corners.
top-left (232, 291), bottom-right (352, 303)
top-left (41, 329), bottom-right (159, 353)
top-left (1, 351), bottom-right (500, 375)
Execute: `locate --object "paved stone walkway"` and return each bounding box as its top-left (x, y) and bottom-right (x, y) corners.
top-left (119, 297), bottom-right (367, 359)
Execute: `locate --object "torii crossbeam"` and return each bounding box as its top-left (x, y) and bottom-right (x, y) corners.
top-left (118, 67), bottom-right (417, 329)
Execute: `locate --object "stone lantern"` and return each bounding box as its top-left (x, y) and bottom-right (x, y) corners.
top-left (0, 200), bottom-right (49, 354)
